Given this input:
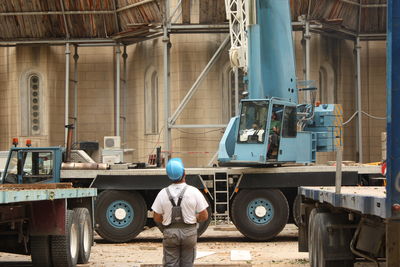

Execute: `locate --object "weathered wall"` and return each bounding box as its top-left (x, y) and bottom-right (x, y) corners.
top-left (0, 32), bottom-right (386, 167)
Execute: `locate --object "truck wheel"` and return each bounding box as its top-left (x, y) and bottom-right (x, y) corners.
top-left (231, 189), bottom-right (289, 240)
top-left (51, 209), bottom-right (79, 267)
top-left (313, 212), bottom-right (354, 267)
top-left (95, 190), bottom-right (147, 243)
top-left (73, 208), bottom-right (92, 264)
top-left (197, 196), bottom-right (212, 237)
top-left (31, 236), bottom-right (52, 267)
top-left (309, 209), bottom-right (320, 267)
top-left (292, 194), bottom-right (301, 227)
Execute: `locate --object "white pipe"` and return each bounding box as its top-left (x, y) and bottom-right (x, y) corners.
top-left (73, 45), bottom-right (79, 144)
top-left (115, 45), bottom-right (121, 137)
top-left (355, 37), bottom-right (363, 163)
top-left (305, 20), bottom-right (311, 104)
top-left (234, 67), bottom-right (239, 116)
top-left (64, 43), bottom-right (71, 145)
top-left (122, 46), bottom-right (128, 147)
top-left (163, 0), bottom-right (171, 160)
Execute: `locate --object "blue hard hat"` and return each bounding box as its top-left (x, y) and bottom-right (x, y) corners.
top-left (166, 158), bottom-right (185, 181)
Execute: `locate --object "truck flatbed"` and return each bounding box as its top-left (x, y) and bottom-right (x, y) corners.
top-left (300, 186), bottom-right (387, 218)
top-left (61, 164), bottom-right (381, 178)
top-left (0, 184), bottom-right (96, 204)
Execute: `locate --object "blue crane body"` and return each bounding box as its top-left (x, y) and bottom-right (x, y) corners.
top-left (219, 0), bottom-right (341, 165)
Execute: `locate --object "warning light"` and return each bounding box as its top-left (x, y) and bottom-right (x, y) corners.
top-left (315, 101), bottom-right (321, 107)
top-left (26, 139), bottom-right (32, 147)
top-left (12, 138), bottom-right (18, 147)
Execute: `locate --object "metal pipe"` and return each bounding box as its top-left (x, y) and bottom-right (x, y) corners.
top-left (234, 67), bottom-right (239, 116)
top-left (355, 37), bottom-right (363, 163)
top-left (170, 124), bottom-right (227, 129)
top-left (64, 43), bottom-right (71, 145)
top-left (335, 146), bottom-right (343, 194)
top-left (304, 20), bottom-right (311, 104)
top-left (163, 0), bottom-right (172, 160)
top-left (169, 35), bottom-right (230, 125)
top-left (115, 45), bottom-right (121, 137)
top-left (73, 45), bottom-right (79, 144)
top-left (122, 46), bottom-right (128, 147)
top-left (116, 0), bottom-right (156, 13)
top-left (65, 125), bottom-right (74, 162)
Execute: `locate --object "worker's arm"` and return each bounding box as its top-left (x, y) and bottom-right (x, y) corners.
top-left (196, 209), bottom-right (208, 222)
top-left (153, 211), bottom-right (163, 223)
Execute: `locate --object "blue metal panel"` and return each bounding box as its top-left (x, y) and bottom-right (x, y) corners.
top-left (218, 117), bottom-right (239, 162)
top-left (386, 0), bottom-right (400, 218)
top-left (299, 187), bottom-right (387, 218)
top-left (0, 188), bottom-right (97, 204)
top-left (247, 0), bottom-right (297, 102)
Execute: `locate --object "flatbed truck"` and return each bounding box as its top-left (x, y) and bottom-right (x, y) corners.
top-left (298, 1), bottom-right (399, 266)
top-left (0, 183), bottom-right (96, 267)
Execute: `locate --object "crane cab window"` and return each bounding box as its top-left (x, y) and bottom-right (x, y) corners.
top-left (238, 101), bottom-right (269, 143)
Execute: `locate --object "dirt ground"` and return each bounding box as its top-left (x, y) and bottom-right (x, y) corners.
top-left (0, 224), bottom-right (382, 267)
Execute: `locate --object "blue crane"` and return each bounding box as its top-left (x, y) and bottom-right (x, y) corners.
top-left (219, 0), bottom-right (342, 165)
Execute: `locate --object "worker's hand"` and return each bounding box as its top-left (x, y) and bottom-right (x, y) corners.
top-left (196, 209), bottom-right (209, 222)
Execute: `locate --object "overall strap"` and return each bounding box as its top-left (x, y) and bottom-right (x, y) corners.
top-left (165, 188), bottom-right (176, 207)
top-left (177, 186), bottom-right (188, 206)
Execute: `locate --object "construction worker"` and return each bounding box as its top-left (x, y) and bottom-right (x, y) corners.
top-left (152, 158), bottom-right (209, 267)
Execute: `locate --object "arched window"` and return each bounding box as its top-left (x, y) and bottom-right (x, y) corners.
top-left (319, 63), bottom-right (336, 104)
top-left (144, 67), bottom-right (158, 134)
top-left (21, 72), bottom-right (42, 136)
top-left (222, 66), bottom-right (245, 122)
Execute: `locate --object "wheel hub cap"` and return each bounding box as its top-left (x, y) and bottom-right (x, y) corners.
top-left (115, 208), bottom-right (127, 220)
top-left (255, 205), bottom-right (267, 217)
top-left (247, 198), bottom-right (274, 225)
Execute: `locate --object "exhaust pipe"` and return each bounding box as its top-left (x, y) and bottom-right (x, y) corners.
top-left (65, 124), bottom-right (74, 162)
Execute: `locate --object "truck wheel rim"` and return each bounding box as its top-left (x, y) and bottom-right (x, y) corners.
top-left (247, 198), bottom-right (274, 225)
top-left (106, 200), bottom-right (134, 228)
top-left (70, 223), bottom-right (79, 257)
top-left (83, 219), bottom-right (91, 253)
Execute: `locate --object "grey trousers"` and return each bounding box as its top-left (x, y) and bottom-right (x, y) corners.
top-left (162, 226), bottom-right (197, 267)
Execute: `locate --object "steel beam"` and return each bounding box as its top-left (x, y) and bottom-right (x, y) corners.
top-left (122, 46), bottom-right (128, 147)
top-left (169, 35), bottom-right (230, 125)
top-left (115, 45), bottom-right (121, 137)
top-left (73, 45), bottom-right (79, 144)
top-left (303, 20), bottom-right (311, 104)
top-left (170, 124), bottom-right (227, 129)
top-left (355, 37), bottom-right (363, 163)
top-left (386, 0), bottom-right (400, 218)
top-left (163, 0), bottom-right (172, 160)
top-left (64, 43), bottom-right (71, 145)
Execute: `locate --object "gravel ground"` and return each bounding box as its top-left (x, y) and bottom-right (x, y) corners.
top-left (0, 224), bottom-right (383, 267)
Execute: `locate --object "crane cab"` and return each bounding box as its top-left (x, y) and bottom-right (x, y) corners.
top-left (219, 98), bottom-right (321, 166)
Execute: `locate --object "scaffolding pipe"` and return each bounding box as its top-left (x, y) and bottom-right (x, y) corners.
top-left (304, 20), bottom-right (311, 103)
top-left (355, 37), bottom-right (363, 163)
top-left (64, 43), bottom-right (71, 145)
top-left (73, 45), bottom-right (79, 144)
top-left (122, 46), bottom-right (128, 147)
top-left (163, 0), bottom-right (172, 160)
top-left (115, 45), bottom-right (121, 137)
top-left (169, 35), bottom-right (230, 125)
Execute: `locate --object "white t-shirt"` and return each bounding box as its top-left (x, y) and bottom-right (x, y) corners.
top-left (151, 183), bottom-right (209, 226)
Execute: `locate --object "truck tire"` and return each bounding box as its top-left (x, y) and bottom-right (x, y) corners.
top-left (231, 189), bottom-right (289, 240)
top-left (292, 194), bottom-right (301, 227)
top-left (95, 190), bottom-right (147, 243)
top-left (197, 196), bottom-right (212, 237)
top-left (31, 236), bottom-right (52, 267)
top-left (312, 212), bottom-right (354, 267)
top-left (51, 210), bottom-right (79, 267)
top-left (73, 208), bottom-right (92, 264)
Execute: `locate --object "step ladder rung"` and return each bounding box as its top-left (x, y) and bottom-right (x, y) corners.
top-left (214, 179), bottom-right (228, 182)
top-left (215, 191), bottom-right (228, 193)
top-left (215, 202), bottom-right (228, 204)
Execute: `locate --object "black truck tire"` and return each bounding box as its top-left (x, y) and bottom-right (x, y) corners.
top-left (31, 236), bottom-right (52, 267)
top-left (95, 190), bottom-right (147, 243)
top-left (197, 196), bottom-right (212, 237)
top-left (312, 212), bottom-right (355, 267)
top-left (231, 189), bottom-right (289, 240)
top-left (51, 209), bottom-right (79, 267)
top-left (73, 208), bottom-right (93, 264)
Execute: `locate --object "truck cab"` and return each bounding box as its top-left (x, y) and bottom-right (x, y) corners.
top-left (1, 147), bottom-right (63, 185)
